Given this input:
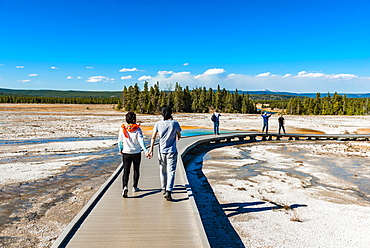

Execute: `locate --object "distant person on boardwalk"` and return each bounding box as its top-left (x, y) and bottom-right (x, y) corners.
top-left (148, 105), bottom-right (182, 201)
top-left (261, 112), bottom-right (272, 134)
top-left (278, 114), bottom-right (286, 135)
top-left (118, 111), bottom-right (149, 198)
top-left (211, 110), bottom-right (221, 135)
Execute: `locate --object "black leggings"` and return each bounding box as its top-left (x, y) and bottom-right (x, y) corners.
top-left (122, 153), bottom-right (141, 188)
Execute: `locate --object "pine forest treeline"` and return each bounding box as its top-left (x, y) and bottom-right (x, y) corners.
top-left (118, 82), bottom-right (257, 114)
top-left (285, 92), bottom-right (370, 115)
top-left (0, 95), bottom-right (118, 104)
top-left (2, 83), bottom-right (370, 115)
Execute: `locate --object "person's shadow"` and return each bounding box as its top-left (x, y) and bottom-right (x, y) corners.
top-left (129, 189), bottom-right (161, 198)
top-left (183, 145), bottom-right (307, 248)
top-left (171, 185), bottom-right (190, 202)
top-left (130, 185), bottom-right (189, 202)
top-left (221, 202), bottom-right (307, 218)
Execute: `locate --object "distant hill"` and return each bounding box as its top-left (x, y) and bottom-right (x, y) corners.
top-left (0, 88), bottom-right (121, 98)
top-left (248, 93), bottom-right (300, 101)
top-left (1, 88), bottom-right (369, 100)
top-left (239, 90), bottom-right (370, 99)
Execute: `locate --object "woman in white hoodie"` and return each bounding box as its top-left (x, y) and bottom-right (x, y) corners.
top-left (118, 111), bottom-right (148, 198)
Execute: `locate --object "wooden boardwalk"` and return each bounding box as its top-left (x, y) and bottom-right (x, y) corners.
top-left (52, 132), bottom-right (370, 247)
top-left (52, 135), bottom-right (210, 248)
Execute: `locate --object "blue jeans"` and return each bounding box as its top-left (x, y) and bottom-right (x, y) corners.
top-left (213, 121), bottom-right (220, 135)
top-left (158, 151), bottom-right (178, 192)
top-left (262, 122), bottom-right (269, 133)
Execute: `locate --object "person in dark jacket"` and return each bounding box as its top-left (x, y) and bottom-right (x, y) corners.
top-left (278, 114), bottom-right (286, 135)
top-left (261, 112), bottom-right (272, 134)
top-left (211, 110), bottom-right (221, 135)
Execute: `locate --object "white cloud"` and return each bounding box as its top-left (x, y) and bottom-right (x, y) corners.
top-left (194, 68), bottom-right (226, 80)
top-left (67, 76), bottom-right (83, 80)
top-left (138, 76), bottom-right (153, 81)
top-left (183, 63), bottom-right (189, 66)
top-left (297, 71), bottom-right (307, 76)
top-left (174, 71), bottom-right (191, 75)
top-left (28, 74), bottom-right (38, 77)
top-left (51, 66), bottom-right (59, 69)
top-left (283, 74), bottom-right (292, 77)
top-left (16, 66), bottom-right (24, 69)
top-left (296, 71), bottom-right (325, 78)
top-left (86, 66), bottom-right (94, 69)
top-left (203, 68), bottom-right (225, 75)
top-left (256, 72), bottom-right (271, 77)
top-left (327, 74), bottom-right (358, 80)
top-left (18, 79), bottom-right (31, 83)
top-left (158, 71), bottom-right (174, 75)
top-left (119, 67), bottom-right (143, 72)
top-left (295, 71), bottom-right (358, 80)
top-left (86, 76), bottom-right (115, 83)
top-left (121, 75), bottom-right (133, 80)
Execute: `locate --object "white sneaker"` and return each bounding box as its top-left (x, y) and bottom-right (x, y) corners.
top-left (122, 187), bottom-right (128, 198)
top-left (133, 187), bottom-right (140, 192)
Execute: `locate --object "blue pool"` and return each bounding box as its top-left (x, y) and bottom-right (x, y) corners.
top-left (181, 129), bottom-right (237, 137)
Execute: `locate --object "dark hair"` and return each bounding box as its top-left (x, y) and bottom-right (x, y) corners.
top-left (161, 105), bottom-right (173, 120)
top-left (126, 111), bottom-right (136, 124)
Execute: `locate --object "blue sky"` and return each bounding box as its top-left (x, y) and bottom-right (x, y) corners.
top-left (0, 0), bottom-right (369, 92)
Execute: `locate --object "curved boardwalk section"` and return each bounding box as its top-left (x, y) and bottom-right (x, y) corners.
top-left (52, 135), bottom-right (211, 248)
top-left (53, 132), bottom-right (370, 247)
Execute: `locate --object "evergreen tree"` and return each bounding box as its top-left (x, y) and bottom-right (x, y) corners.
top-left (191, 88), bottom-right (200, 112)
top-left (214, 85), bottom-right (222, 111)
top-left (199, 87), bottom-right (208, 112)
top-left (206, 87), bottom-right (214, 109)
top-left (183, 86), bottom-right (192, 112)
top-left (138, 81), bottom-right (149, 113)
top-left (233, 89), bottom-right (242, 113)
top-left (173, 82), bottom-right (184, 112)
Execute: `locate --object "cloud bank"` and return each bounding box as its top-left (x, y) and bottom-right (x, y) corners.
top-left (136, 69), bottom-right (370, 93)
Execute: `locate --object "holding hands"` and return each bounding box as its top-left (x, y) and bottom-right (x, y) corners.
top-left (145, 150), bottom-right (153, 159)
